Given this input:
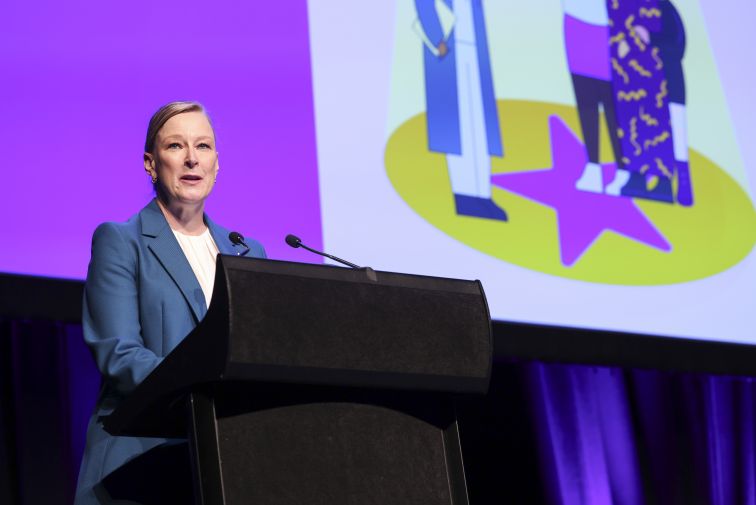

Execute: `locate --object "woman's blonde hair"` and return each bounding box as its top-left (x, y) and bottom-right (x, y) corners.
top-left (144, 101), bottom-right (215, 154)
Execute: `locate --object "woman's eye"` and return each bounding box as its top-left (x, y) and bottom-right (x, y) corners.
top-left (168, 142), bottom-right (182, 149)
top-left (197, 143), bottom-right (211, 149)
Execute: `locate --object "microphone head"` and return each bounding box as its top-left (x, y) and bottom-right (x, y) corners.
top-left (285, 234), bottom-right (302, 248)
top-left (229, 231), bottom-right (245, 246)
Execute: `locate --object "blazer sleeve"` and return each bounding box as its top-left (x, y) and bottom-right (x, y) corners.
top-left (415, 0), bottom-right (445, 46)
top-left (82, 222), bottom-right (163, 395)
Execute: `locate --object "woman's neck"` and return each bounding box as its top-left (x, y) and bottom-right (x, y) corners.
top-left (156, 196), bottom-right (207, 236)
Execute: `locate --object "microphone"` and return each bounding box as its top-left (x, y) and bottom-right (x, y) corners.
top-left (285, 234), bottom-right (361, 269)
top-left (284, 234), bottom-right (302, 249)
top-left (228, 231), bottom-right (250, 256)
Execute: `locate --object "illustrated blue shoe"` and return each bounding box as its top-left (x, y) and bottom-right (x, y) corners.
top-left (620, 172), bottom-right (674, 203)
top-left (454, 194), bottom-right (508, 221)
top-left (619, 171), bottom-right (647, 198)
top-left (645, 177), bottom-right (674, 203)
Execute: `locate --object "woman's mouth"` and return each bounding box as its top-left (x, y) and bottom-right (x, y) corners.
top-left (180, 174), bottom-right (203, 184)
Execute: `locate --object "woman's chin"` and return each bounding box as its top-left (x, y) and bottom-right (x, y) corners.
top-left (164, 191), bottom-right (211, 207)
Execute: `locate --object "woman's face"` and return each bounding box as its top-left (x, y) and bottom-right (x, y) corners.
top-left (145, 111), bottom-right (219, 207)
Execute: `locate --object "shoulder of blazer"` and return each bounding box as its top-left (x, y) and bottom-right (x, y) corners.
top-left (138, 198), bottom-right (170, 238)
top-left (205, 215), bottom-right (268, 259)
top-left (88, 211), bottom-right (143, 264)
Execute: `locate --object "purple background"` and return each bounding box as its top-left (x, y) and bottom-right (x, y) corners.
top-left (0, 0), bottom-right (322, 279)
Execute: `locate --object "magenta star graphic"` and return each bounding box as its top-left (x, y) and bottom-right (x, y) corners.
top-left (492, 115), bottom-right (671, 266)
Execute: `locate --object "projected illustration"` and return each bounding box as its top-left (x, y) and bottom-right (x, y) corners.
top-left (385, 0), bottom-right (756, 284)
top-left (414, 0), bottom-right (506, 221)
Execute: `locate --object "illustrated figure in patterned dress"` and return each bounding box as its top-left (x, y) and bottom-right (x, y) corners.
top-left (608, 0), bottom-right (677, 203)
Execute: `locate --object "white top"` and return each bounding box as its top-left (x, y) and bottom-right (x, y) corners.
top-left (172, 228), bottom-right (220, 307)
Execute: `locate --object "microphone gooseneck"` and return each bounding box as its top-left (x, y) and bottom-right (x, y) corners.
top-left (284, 234), bottom-right (361, 269)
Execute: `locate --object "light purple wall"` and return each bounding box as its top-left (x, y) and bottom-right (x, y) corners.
top-left (0, 0), bottom-right (322, 279)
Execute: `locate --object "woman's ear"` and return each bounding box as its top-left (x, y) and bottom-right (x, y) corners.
top-left (144, 153), bottom-right (157, 181)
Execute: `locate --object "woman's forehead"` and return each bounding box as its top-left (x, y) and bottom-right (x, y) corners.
top-left (159, 111), bottom-right (215, 138)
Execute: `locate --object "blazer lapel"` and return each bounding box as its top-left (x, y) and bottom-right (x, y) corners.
top-left (206, 216), bottom-right (247, 256)
top-left (140, 200), bottom-right (206, 322)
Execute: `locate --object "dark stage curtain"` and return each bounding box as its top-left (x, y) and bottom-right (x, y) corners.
top-left (1, 318), bottom-right (755, 505)
top-left (494, 363), bottom-right (756, 505)
top-left (0, 319), bottom-right (100, 505)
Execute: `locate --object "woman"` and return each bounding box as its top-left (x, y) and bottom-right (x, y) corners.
top-left (74, 101), bottom-right (266, 504)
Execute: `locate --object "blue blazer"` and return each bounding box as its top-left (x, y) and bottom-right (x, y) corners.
top-left (74, 199), bottom-right (265, 504)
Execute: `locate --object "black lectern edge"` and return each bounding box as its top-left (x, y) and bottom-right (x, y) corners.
top-left (102, 364), bottom-right (491, 439)
top-left (222, 255), bottom-right (486, 295)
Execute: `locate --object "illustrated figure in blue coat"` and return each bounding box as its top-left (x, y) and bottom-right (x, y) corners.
top-left (414, 0), bottom-right (507, 221)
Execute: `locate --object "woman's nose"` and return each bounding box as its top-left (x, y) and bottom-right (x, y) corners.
top-left (184, 148), bottom-right (199, 168)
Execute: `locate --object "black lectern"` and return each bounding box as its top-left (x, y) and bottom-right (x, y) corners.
top-left (104, 255), bottom-right (492, 505)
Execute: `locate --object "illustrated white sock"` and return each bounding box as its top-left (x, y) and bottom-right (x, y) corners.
top-left (576, 162), bottom-right (603, 193)
top-left (605, 169), bottom-right (630, 196)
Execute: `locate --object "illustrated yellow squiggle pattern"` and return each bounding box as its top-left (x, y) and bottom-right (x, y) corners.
top-left (630, 117), bottom-right (642, 155)
top-left (656, 80), bottom-right (668, 108)
top-left (610, 32), bottom-right (626, 45)
top-left (639, 106), bottom-right (659, 126)
top-left (651, 47), bottom-right (663, 70)
top-left (618, 89), bottom-right (648, 101)
top-left (629, 59), bottom-right (652, 77)
top-left (612, 58), bottom-right (630, 84)
top-left (654, 157), bottom-right (673, 178)
top-left (644, 131), bottom-right (670, 150)
top-left (639, 7), bottom-right (661, 19)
